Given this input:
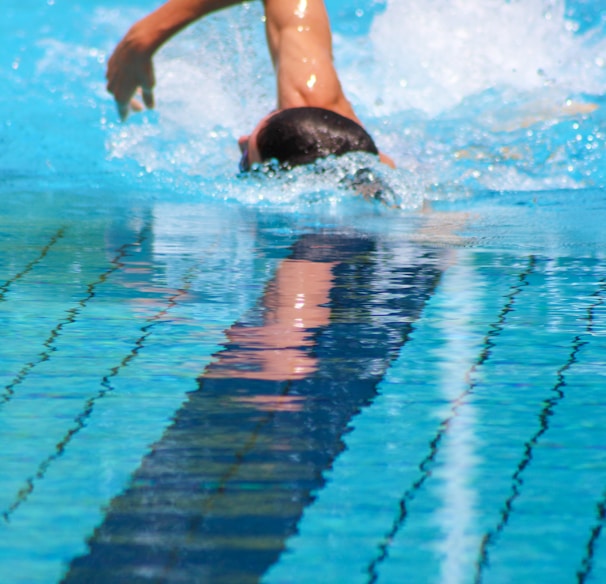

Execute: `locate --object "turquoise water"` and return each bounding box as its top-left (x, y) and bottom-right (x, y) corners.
top-left (2, 1), bottom-right (606, 582)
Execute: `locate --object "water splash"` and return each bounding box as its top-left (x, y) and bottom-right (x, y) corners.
top-left (100, 0), bottom-right (605, 203)
top-left (7, 0), bottom-right (605, 206)
top-left (361, 0), bottom-right (606, 115)
top-left (356, 0), bottom-right (606, 195)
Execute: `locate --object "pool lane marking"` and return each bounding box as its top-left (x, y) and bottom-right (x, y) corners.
top-left (365, 255), bottom-right (537, 584)
top-left (574, 277), bottom-right (606, 584)
top-left (0, 226), bottom-right (150, 408)
top-left (0, 226), bottom-right (67, 302)
top-left (474, 274), bottom-right (606, 584)
top-left (1, 261), bottom-right (205, 523)
top-left (473, 335), bottom-right (586, 582)
top-left (578, 488), bottom-right (606, 583)
top-left (2, 224), bottom-right (227, 523)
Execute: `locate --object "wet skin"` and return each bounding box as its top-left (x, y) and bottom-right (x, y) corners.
top-left (106, 0), bottom-right (394, 167)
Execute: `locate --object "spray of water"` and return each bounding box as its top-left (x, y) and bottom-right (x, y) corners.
top-left (363, 0), bottom-right (606, 115)
top-left (95, 0), bottom-right (606, 204)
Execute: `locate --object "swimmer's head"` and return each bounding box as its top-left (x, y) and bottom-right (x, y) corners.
top-left (238, 107), bottom-right (379, 172)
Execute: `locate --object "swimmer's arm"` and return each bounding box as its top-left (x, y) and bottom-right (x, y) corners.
top-left (106, 0), bottom-right (243, 119)
top-left (263, 0), bottom-right (395, 168)
top-left (263, 0), bottom-right (359, 122)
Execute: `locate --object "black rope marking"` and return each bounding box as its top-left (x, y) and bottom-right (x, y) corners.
top-left (0, 226), bottom-right (67, 302)
top-left (2, 263), bottom-right (202, 523)
top-left (473, 335), bottom-right (585, 582)
top-left (0, 228), bottom-right (150, 408)
top-left (474, 276), bottom-right (606, 584)
top-left (365, 256), bottom-right (537, 583)
top-left (575, 278), bottom-right (606, 584)
top-left (578, 494), bottom-right (606, 584)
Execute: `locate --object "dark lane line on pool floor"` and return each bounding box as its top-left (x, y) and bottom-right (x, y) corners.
top-left (0, 226), bottom-right (151, 409)
top-left (474, 274), bottom-right (606, 584)
top-left (365, 255), bottom-right (537, 584)
top-left (572, 278), bottom-right (606, 584)
top-left (1, 262), bottom-right (204, 523)
top-left (578, 485), bottom-right (606, 584)
top-left (0, 226), bottom-right (67, 302)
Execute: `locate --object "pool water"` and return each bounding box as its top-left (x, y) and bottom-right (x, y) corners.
top-left (2, 1), bottom-right (606, 583)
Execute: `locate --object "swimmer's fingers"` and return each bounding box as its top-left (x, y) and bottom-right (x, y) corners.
top-left (106, 38), bottom-right (155, 120)
top-left (112, 85), bottom-right (152, 121)
top-left (141, 86), bottom-right (155, 109)
top-left (116, 101), bottom-right (130, 121)
top-left (135, 59), bottom-right (156, 111)
top-left (107, 73), bottom-right (139, 120)
top-left (114, 95), bottom-right (145, 121)
top-left (130, 97), bottom-right (144, 112)
top-left (106, 59), bottom-right (136, 114)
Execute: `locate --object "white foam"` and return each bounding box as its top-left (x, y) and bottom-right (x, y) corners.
top-left (358, 0), bottom-right (606, 115)
top-left (95, 1), bottom-right (605, 200)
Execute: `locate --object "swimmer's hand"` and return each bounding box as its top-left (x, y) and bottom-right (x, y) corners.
top-left (106, 23), bottom-right (156, 121)
top-left (105, 0), bottom-right (239, 120)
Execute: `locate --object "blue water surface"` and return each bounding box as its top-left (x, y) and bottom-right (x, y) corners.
top-left (1, 1), bottom-right (606, 583)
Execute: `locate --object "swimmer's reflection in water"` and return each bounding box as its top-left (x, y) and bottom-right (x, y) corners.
top-left (205, 258), bottom-right (336, 382)
top-left (61, 231), bottom-right (448, 583)
top-left (199, 232), bottom-right (378, 416)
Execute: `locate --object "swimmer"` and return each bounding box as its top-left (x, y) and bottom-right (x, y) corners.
top-left (106, 0), bottom-right (395, 170)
